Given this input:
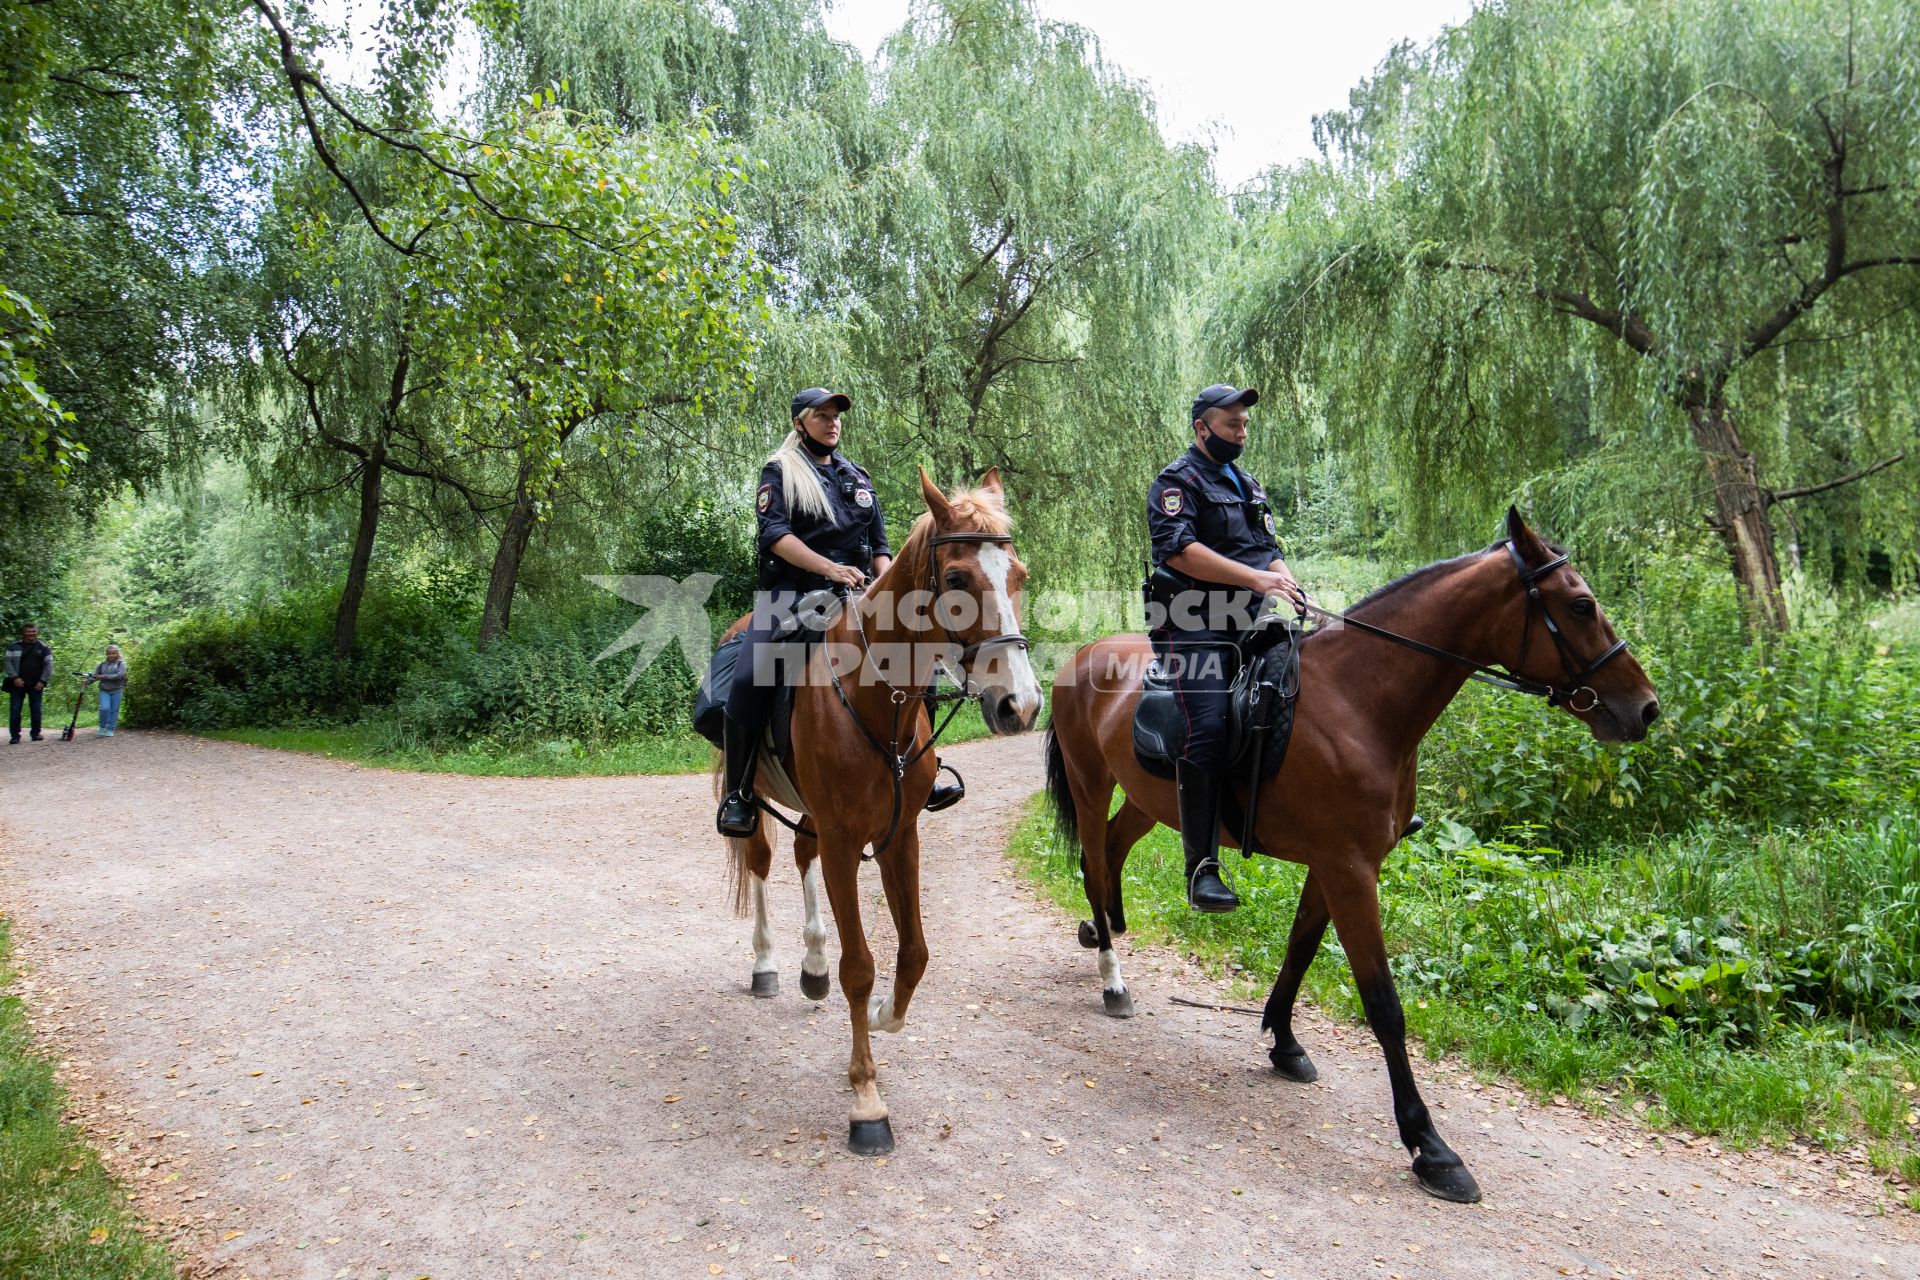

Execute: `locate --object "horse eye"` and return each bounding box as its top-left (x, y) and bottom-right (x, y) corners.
top-left (1571, 598), bottom-right (1596, 617)
top-left (944, 570), bottom-right (968, 590)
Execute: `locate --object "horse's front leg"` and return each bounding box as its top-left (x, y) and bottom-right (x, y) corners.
top-left (817, 833), bottom-right (891, 1155)
top-left (871, 821), bottom-right (928, 1034)
top-left (1321, 859), bottom-right (1482, 1203)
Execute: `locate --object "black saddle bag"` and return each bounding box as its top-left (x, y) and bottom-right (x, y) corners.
top-left (690, 589), bottom-right (847, 749)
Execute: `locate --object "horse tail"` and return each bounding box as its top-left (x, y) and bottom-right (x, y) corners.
top-left (1043, 716), bottom-right (1079, 851)
top-left (712, 748), bottom-right (760, 917)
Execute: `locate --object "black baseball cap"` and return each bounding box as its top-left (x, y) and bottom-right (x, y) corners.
top-left (791, 387), bottom-right (852, 417)
top-left (1191, 384), bottom-right (1258, 422)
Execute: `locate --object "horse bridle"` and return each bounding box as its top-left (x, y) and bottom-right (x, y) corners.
top-left (1300, 540), bottom-right (1629, 714)
top-left (925, 531), bottom-right (1032, 678)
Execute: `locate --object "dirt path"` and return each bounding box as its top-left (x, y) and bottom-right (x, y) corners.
top-left (1, 732), bottom-right (1911, 1280)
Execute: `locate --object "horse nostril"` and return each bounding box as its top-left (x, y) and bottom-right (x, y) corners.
top-left (997, 695), bottom-right (1017, 723)
top-left (1642, 699), bottom-right (1661, 726)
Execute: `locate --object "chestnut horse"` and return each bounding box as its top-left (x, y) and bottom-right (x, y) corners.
top-left (717, 468), bottom-right (1041, 1155)
top-left (1042, 508), bottom-right (1659, 1201)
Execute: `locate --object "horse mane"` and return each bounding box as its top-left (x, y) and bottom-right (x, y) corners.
top-left (1335, 536), bottom-right (1568, 622)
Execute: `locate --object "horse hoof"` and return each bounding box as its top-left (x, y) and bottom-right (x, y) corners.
top-left (800, 970), bottom-right (830, 1001)
top-left (1269, 1046), bottom-right (1319, 1084)
top-left (848, 1117), bottom-right (895, 1157)
top-left (1413, 1153), bottom-right (1483, 1203)
top-left (1102, 989), bottom-right (1136, 1019)
top-left (750, 971), bottom-right (779, 999)
top-left (1077, 920), bottom-right (1099, 949)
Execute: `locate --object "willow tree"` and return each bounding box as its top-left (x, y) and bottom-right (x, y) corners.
top-left (839, 0), bottom-right (1223, 577)
top-left (1231, 0), bottom-right (1920, 629)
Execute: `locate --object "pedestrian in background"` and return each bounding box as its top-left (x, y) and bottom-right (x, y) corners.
top-left (5, 622), bottom-right (53, 744)
top-left (86, 643), bottom-right (128, 737)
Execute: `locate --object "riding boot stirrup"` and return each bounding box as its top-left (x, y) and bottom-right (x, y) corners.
top-left (1175, 758), bottom-right (1239, 914)
top-left (925, 762), bottom-right (965, 813)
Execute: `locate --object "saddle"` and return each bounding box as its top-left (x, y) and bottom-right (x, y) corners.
top-left (1132, 613), bottom-right (1302, 852)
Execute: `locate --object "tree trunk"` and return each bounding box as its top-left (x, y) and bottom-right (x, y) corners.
top-left (334, 444), bottom-right (385, 658)
top-left (1686, 400), bottom-right (1790, 633)
top-left (477, 461), bottom-right (538, 650)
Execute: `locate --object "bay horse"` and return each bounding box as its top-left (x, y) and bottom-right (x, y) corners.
top-left (1042, 507), bottom-right (1659, 1202)
top-left (716, 467), bottom-right (1041, 1155)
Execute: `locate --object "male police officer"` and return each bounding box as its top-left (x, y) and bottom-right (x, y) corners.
top-left (1146, 385), bottom-right (1302, 912)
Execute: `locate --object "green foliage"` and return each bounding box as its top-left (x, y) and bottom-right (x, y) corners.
top-left (1227, 0), bottom-right (1920, 605)
top-left (0, 919), bottom-right (179, 1278)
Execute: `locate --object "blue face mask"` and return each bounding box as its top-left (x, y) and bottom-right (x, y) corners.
top-left (1199, 428), bottom-right (1243, 465)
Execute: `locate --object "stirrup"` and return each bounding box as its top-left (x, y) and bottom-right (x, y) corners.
top-left (1186, 856), bottom-right (1240, 913)
top-left (716, 790), bottom-right (760, 837)
top-left (925, 763), bottom-right (965, 812)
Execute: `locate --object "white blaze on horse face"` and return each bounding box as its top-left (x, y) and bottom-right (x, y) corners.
top-left (1098, 946), bottom-right (1126, 996)
top-left (751, 874), bottom-right (777, 976)
top-left (800, 860), bottom-right (828, 978)
top-left (975, 544), bottom-right (1042, 722)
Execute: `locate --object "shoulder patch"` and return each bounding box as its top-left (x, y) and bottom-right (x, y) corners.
top-left (756, 483), bottom-right (772, 514)
top-left (1160, 488), bottom-right (1184, 516)
top-left (1264, 511), bottom-right (1275, 534)
top-left (854, 487), bottom-right (873, 508)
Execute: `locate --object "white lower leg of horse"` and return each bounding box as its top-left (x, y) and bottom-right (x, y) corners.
top-left (751, 873), bottom-right (777, 976)
top-left (800, 861), bottom-right (828, 978)
top-left (1098, 946), bottom-right (1127, 995)
top-left (867, 990), bottom-right (906, 1034)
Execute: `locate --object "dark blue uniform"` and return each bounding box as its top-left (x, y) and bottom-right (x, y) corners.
top-left (1146, 445), bottom-right (1281, 772)
top-left (726, 452), bottom-right (892, 727)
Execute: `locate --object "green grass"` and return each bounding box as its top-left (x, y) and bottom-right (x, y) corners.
top-left (199, 700), bottom-right (998, 777)
top-left (1007, 796), bottom-right (1920, 1183)
top-left (0, 919), bottom-right (180, 1279)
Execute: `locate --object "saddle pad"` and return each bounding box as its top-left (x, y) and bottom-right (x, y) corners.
top-left (1130, 660), bottom-right (1182, 781)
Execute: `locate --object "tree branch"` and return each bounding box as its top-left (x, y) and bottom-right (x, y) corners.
top-left (1767, 452), bottom-right (1907, 505)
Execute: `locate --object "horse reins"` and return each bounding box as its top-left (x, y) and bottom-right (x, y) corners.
top-left (1296, 540), bottom-right (1629, 714)
top-left (822, 529), bottom-right (1030, 856)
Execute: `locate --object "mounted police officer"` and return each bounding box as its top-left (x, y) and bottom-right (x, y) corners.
top-left (716, 387), bottom-right (962, 837)
top-left (1146, 385), bottom-right (1302, 913)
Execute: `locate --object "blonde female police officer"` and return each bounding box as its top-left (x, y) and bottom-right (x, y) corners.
top-left (716, 388), bottom-right (962, 836)
top-left (1146, 385), bottom-right (1303, 912)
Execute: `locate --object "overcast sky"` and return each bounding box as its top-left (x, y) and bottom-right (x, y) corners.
top-left (823, 0), bottom-right (1480, 189)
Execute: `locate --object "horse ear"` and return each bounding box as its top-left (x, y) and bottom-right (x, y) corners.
top-left (1506, 504), bottom-right (1546, 555)
top-left (978, 465), bottom-right (1003, 495)
top-left (920, 467), bottom-right (953, 526)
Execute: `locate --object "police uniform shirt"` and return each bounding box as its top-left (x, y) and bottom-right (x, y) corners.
top-left (755, 453), bottom-right (891, 585)
top-left (1147, 444), bottom-right (1280, 577)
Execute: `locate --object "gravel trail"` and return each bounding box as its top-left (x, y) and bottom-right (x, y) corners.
top-left (1, 731), bottom-right (1912, 1279)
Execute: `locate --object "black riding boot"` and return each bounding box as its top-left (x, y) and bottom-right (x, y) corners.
top-left (924, 760), bottom-right (964, 813)
top-left (715, 714), bottom-right (761, 837)
top-left (1176, 758), bottom-right (1239, 913)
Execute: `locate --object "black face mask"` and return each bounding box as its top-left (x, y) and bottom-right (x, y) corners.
top-left (797, 424), bottom-right (836, 458)
top-left (1199, 429), bottom-right (1244, 466)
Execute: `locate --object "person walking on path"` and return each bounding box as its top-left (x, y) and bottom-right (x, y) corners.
top-left (5, 622), bottom-right (54, 743)
top-left (85, 644), bottom-right (128, 737)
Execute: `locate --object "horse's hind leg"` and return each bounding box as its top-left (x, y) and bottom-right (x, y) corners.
top-left (792, 830), bottom-right (830, 1001)
top-left (869, 822), bottom-right (927, 1035)
top-left (1102, 797), bottom-right (1155, 938)
top-left (1262, 870), bottom-right (1329, 1081)
top-left (739, 828), bottom-right (780, 998)
top-left (1322, 860), bottom-right (1482, 1203)
top-left (816, 835), bottom-right (891, 1155)
top-left (1062, 761), bottom-right (1140, 1019)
